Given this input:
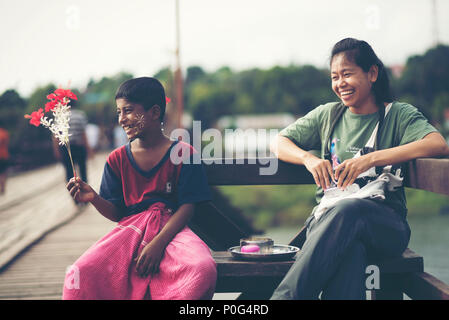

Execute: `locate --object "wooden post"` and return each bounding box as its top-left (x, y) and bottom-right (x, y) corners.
top-left (174, 0), bottom-right (184, 129)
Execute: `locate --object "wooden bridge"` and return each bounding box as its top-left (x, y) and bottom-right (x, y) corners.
top-left (0, 153), bottom-right (448, 299)
top-left (0, 152), bottom-right (115, 299)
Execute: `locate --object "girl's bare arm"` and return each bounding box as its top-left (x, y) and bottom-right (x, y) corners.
top-left (271, 135), bottom-right (334, 189)
top-left (67, 177), bottom-right (123, 222)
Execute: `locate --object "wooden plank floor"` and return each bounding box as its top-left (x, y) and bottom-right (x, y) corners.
top-left (0, 152), bottom-right (109, 270)
top-left (0, 152), bottom-right (115, 300)
top-left (0, 206), bottom-right (115, 299)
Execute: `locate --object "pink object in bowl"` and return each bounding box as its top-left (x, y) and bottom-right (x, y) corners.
top-left (240, 244), bottom-right (260, 253)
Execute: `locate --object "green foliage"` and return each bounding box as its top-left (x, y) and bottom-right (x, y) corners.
top-left (218, 185), bottom-right (317, 229)
top-left (77, 72), bottom-right (134, 149)
top-left (431, 92), bottom-right (449, 132)
top-left (405, 188), bottom-right (449, 216)
top-left (393, 45), bottom-right (449, 124)
top-left (0, 86), bottom-right (56, 170)
top-left (26, 84), bottom-right (57, 114)
top-left (184, 64), bottom-right (335, 128)
top-left (81, 72), bottom-right (133, 127)
top-left (185, 66), bottom-right (206, 85)
top-left (0, 89), bottom-right (27, 133)
top-left (218, 185), bottom-right (449, 230)
top-left (154, 67), bottom-right (175, 98)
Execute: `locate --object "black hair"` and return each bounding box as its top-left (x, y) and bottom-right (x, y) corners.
top-left (115, 77), bottom-right (166, 121)
top-left (330, 38), bottom-right (393, 106)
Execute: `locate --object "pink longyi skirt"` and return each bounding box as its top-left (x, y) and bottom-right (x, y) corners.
top-left (63, 203), bottom-right (217, 300)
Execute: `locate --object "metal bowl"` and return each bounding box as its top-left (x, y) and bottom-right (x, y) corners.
top-left (240, 237), bottom-right (274, 254)
top-left (229, 245), bottom-right (299, 261)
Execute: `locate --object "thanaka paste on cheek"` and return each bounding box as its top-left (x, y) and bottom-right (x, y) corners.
top-left (135, 113), bottom-right (146, 130)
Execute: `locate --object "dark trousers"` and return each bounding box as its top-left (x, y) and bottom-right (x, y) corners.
top-left (270, 198), bottom-right (411, 300)
top-left (61, 144), bottom-right (87, 183)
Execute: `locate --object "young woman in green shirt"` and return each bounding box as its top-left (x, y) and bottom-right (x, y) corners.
top-left (271, 38), bottom-right (449, 300)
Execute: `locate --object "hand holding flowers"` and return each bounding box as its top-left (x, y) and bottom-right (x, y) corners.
top-left (67, 177), bottom-right (96, 203)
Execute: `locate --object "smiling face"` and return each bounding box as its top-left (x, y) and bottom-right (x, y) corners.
top-left (331, 53), bottom-right (379, 114)
top-left (116, 98), bottom-right (160, 140)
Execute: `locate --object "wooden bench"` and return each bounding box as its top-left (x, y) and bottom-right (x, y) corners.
top-left (189, 157), bottom-right (449, 300)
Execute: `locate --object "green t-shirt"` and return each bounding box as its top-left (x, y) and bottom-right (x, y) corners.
top-left (280, 101), bottom-right (437, 216)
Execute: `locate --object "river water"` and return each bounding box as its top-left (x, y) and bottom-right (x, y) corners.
top-left (266, 213), bottom-right (449, 284)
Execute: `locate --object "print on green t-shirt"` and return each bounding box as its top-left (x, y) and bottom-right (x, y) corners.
top-left (330, 110), bottom-right (379, 169)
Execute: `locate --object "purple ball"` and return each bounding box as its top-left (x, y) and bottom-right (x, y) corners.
top-left (240, 244), bottom-right (260, 253)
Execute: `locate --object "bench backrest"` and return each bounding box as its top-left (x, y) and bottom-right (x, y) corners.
top-left (204, 157), bottom-right (449, 192)
top-left (190, 157), bottom-right (449, 250)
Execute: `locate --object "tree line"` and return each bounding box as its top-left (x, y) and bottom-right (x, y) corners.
top-left (1, 44), bottom-right (448, 172)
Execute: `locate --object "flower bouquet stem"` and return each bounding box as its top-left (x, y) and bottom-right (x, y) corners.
top-left (66, 141), bottom-right (77, 179)
top-left (25, 88), bottom-right (79, 180)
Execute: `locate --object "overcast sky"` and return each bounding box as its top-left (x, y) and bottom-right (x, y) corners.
top-left (1, 0), bottom-right (448, 97)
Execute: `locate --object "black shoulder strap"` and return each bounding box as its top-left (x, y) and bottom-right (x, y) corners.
top-left (374, 105), bottom-right (385, 150)
top-left (323, 102), bottom-right (346, 161)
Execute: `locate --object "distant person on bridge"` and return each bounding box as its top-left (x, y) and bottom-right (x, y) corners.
top-left (53, 100), bottom-right (92, 185)
top-left (63, 77), bottom-right (216, 300)
top-left (270, 38), bottom-right (449, 300)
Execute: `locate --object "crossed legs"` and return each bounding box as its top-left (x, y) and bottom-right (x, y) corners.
top-left (271, 198), bottom-right (410, 300)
